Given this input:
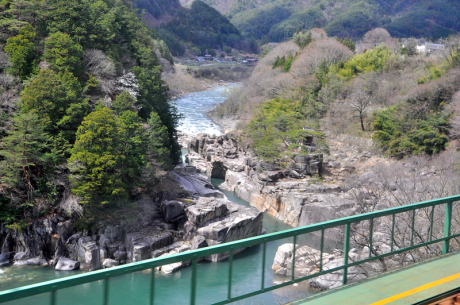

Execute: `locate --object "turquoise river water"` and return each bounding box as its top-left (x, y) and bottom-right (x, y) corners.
top-left (1, 86), bottom-right (316, 305)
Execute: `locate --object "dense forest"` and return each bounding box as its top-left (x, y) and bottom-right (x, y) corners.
top-left (132, 0), bottom-right (248, 56)
top-left (201, 0), bottom-right (460, 43)
top-left (0, 0), bottom-right (180, 228)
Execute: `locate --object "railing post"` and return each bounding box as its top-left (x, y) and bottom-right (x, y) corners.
top-left (50, 290), bottom-right (56, 305)
top-left (390, 213), bottom-right (395, 252)
top-left (320, 229), bottom-right (324, 272)
top-left (103, 278), bottom-right (109, 305)
top-left (191, 258), bottom-right (198, 305)
top-left (150, 265), bottom-right (155, 305)
top-left (228, 249), bottom-right (234, 300)
top-left (443, 201), bottom-right (453, 254)
top-left (343, 223), bottom-right (350, 286)
top-left (369, 218), bottom-right (374, 259)
top-left (291, 235), bottom-right (297, 281)
top-left (261, 242), bottom-right (266, 290)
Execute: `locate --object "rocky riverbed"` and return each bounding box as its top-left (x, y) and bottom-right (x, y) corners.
top-left (0, 166), bottom-right (263, 273)
top-left (183, 133), bottom-right (387, 228)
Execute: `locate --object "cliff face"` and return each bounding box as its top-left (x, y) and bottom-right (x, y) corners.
top-left (185, 133), bottom-right (336, 227)
top-left (0, 168), bottom-right (263, 272)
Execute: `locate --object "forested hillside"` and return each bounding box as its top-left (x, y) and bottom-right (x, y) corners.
top-left (133, 0), bottom-right (247, 56)
top-left (199, 0), bottom-right (460, 43)
top-left (0, 0), bottom-right (180, 228)
top-left (212, 28), bottom-right (460, 161)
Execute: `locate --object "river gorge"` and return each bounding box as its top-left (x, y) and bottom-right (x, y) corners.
top-left (0, 85), bottom-right (317, 305)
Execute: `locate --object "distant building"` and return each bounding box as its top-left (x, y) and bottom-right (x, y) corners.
top-left (417, 43), bottom-right (445, 54)
top-left (196, 56), bottom-right (205, 62)
top-left (204, 54), bottom-right (212, 60)
top-left (224, 56), bottom-right (235, 62)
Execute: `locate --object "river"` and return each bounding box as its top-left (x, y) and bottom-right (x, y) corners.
top-left (1, 86), bottom-right (315, 305)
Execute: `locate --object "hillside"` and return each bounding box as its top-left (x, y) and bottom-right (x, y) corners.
top-left (0, 0), bottom-right (180, 226)
top-left (133, 0), bottom-right (247, 56)
top-left (211, 28), bottom-right (460, 161)
top-left (195, 0), bottom-right (460, 42)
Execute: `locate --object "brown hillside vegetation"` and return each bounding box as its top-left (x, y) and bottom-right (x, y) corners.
top-left (211, 30), bottom-right (353, 125)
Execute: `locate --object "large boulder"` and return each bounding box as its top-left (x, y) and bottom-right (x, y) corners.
top-left (161, 201), bottom-right (185, 223)
top-left (186, 197), bottom-right (228, 227)
top-left (195, 200), bottom-right (263, 262)
top-left (168, 171), bottom-right (223, 198)
top-left (55, 257), bottom-right (80, 271)
top-left (191, 236), bottom-right (208, 250)
top-left (0, 252), bottom-right (10, 266)
top-left (125, 227), bottom-right (173, 263)
top-left (102, 259), bottom-right (119, 268)
top-left (14, 251), bottom-right (29, 261)
top-left (77, 237), bottom-right (101, 271)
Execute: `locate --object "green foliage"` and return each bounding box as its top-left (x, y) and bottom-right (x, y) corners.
top-left (331, 45), bottom-right (394, 80)
top-left (373, 107), bottom-right (450, 158)
top-left (417, 66), bottom-right (445, 85)
top-left (44, 32), bottom-right (83, 75)
top-left (336, 36), bottom-right (356, 53)
top-left (266, 6), bottom-right (325, 42)
top-left (0, 0), bottom-right (181, 222)
top-left (68, 107), bottom-right (146, 207)
top-left (284, 54), bottom-right (293, 72)
top-left (0, 111), bottom-right (51, 203)
top-left (156, 0), bottom-right (242, 56)
top-left (246, 98), bottom-right (327, 161)
top-left (324, 1), bottom-right (377, 39)
top-left (4, 24), bottom-right (38, 79)
top-left (293, 31), bottom-right (313, 49)
top-left (20, 69), bottom-right (88, 151)
top-left (273, 55), bottom-right (286, 69)
top-left (112, 91), bottom-right (136, 115)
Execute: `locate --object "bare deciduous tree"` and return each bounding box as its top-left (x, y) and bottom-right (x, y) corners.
top-left (362, 28), bottom-right (392, 47)
top-left (83, 49), bottom-right (116, 94)
top-left (347, 90), bottom-right (372, 131)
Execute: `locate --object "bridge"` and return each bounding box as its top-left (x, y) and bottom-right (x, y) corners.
top-left (2, 195), bottom-right (460, 305)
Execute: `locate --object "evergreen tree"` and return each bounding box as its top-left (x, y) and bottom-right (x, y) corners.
top-left (68, 107), bottom-right (146, 207)
top-left (44, 32), bottom-right (83, 75)
top-left (0, 112), bottom-right (51, 204)
top-left (112, 91), bottom-right (136, 114)
top-left (20, 69), bottom-right (88, 153)
top-left (284, 54), bottom-right (293, 72)
top-left (4, 24), bottom-right (38, 79)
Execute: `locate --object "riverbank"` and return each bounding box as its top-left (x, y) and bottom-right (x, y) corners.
top-left (164, 64), bottom-right (247, 100)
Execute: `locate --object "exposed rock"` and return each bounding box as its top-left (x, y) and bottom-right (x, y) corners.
top-left (191, 198), bottom-right (263, 262)
top-left (0, 252), bottom-right (10, 266)
top-left (161, 201), bottom-right (185, 223)
top-left (114, 250), bottom-right (127, 261)
top-left (55, 257), bottom-right (80, 271)
top-left (169, 170), bottom-right (223, 198)
top-left (103, 259), bottom-right (119, 268)
top-left (191, 236), bottom-right (208, 250)
top-left (161, 261), bottom-right (182, 274)
top-left (14, 251), bottom-right (29, 261)
top-left (78, 237), bottom-right (101, 271)
top-left (125, 228), bottom-right (173, 263)
top-left (186, 197), bottom-right (228, 227)
top-left (27, 257), bottom-right (46, 265)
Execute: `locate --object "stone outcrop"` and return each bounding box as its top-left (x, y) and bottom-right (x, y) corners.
top-left (185, 134), bottom-right (337, 227)
top-left (184, 197), bottom-right (263, 261)
top-left (0, 169), bottom-right (263, 274)
top-left (273, 241), bottom-right (412, 291)
top-left (184, 133), bottom-right (383, 229)
top-left (55, 257), bottom-right (80, 271)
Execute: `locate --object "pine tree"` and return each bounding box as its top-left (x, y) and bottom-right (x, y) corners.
top-left (68, 107), bottom-right (146, 207)
top-left (0, 112), bottom-right (51, 204)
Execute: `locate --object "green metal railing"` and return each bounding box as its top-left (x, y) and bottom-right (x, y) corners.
top-left (1, 194), bottom-right (460, 304)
